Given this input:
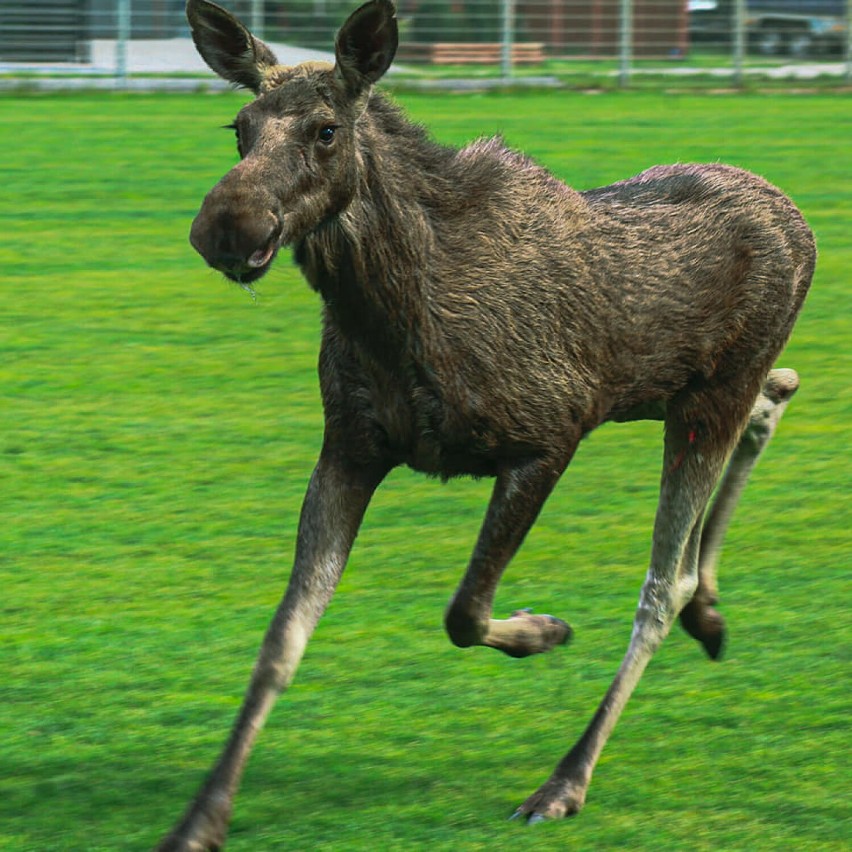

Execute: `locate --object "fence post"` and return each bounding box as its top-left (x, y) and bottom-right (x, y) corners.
top-left (845, 0), bottom-right (851, 84)
top-left (251, 0), bottom-right (265, 40)
top-left (501, 0), bottom-right (515, 82)
top-left (618, 0), bottom-right (632, 87)
top-left (116, 0), bottom-right (131, 88)
top-left (732, 0), bottom-right (746, 86)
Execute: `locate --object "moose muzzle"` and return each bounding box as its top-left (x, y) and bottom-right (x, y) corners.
top-left (190, 167), bottom-right (284, 284)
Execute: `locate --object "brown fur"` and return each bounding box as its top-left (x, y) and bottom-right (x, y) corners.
top-left (160, 2), bottom-right (815, 848)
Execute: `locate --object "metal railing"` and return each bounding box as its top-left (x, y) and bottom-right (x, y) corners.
top-left (0, 0), bottom-right (849, 87)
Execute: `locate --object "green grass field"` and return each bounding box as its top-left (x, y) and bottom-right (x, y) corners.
top-left (0, 89), bottom-right (849, 851)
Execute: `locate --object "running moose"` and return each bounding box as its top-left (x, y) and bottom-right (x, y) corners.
top-left (160, 0), bottom-right (815, 847)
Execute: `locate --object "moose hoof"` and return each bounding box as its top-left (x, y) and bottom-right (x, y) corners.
top-left (680, 599), bottom-right (726, 661)
top-left (156, 802), bottom-right (230, 852)
top-left (511, 776), bottom-right (586, 823)
top-left (157, 828), bottom-right (226, 852)
top-left (157, 834), bottom-right (223, 852)
top-left (486, 609), bottom-right (572, 658)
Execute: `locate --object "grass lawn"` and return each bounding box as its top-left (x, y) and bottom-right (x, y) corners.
top-left (0, 89), bottom-right (848, 851)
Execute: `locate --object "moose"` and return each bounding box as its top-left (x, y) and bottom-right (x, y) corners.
top-left (160, 0), bottom-right (815, 847)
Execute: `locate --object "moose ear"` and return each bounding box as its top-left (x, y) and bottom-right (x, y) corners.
top-left (186, 0), bottom-right (278, 93)
top-left (334, 0), bottom-right (398, 93)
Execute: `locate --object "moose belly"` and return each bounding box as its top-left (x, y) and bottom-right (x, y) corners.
top-left (369, 372), bottom-right (562, 480)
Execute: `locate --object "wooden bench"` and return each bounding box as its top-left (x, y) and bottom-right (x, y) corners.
top-left (399, 42), bottom-right (545, 66)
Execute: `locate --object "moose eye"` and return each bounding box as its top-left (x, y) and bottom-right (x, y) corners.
top-left (318, 126), bottom-right (337, 145)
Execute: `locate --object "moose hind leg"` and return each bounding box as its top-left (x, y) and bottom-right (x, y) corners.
top-left (444, 453), bottom-right (575, 659)
top-left (514, 393), bottom-right (747, 821)
top-left (680, 368), bottom-right (800, 658)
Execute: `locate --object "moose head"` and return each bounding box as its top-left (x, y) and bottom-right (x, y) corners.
top-left (187, 0), bottom-right (398, 284)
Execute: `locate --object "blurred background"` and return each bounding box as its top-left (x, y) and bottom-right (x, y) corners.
top-left (0, 0), bottom-right (850, 87)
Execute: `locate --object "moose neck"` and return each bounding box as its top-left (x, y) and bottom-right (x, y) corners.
top-left (295, 92), bottom-right (456, 364)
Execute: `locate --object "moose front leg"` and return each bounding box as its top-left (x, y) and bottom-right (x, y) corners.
top-left (445, 454), bottom-right (574, 659)
top-left (157, 448), bottom-right (387, 852)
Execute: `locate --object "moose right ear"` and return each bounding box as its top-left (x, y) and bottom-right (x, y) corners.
top-left (186, 0), bottom-right (278, 93)
top-left (335, 0), bottom-right (398, 95)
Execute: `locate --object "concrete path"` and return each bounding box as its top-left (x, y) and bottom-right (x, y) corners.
top-left (0, 37), bottom-right (846, 90)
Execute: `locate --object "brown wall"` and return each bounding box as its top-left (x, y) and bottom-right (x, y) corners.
top-left (519, 0), bottom-right (688, 58)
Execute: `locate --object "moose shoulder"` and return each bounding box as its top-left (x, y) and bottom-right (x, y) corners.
top-left (159, 0), bottom-right (815, 848)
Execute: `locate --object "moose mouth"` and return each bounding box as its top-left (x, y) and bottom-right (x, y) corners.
top-left (226, 224), bottom-right (285, 285)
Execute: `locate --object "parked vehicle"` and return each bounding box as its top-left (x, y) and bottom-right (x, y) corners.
top-left (688, 0), bottom-right (848, 57)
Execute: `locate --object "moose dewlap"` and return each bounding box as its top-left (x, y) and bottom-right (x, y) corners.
top-left (157, 1), bottom-right (815, 848)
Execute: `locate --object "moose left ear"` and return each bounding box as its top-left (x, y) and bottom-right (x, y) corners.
top-left (186, 0), bottom-right (278, 93)
top-left (335, 0), bottom-right (398, 93)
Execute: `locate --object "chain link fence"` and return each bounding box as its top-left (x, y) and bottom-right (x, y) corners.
top-left (0, 0), bottom-right (849, 87)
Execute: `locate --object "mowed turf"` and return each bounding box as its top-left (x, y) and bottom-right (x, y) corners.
top-left (0, 89), bottom-right (848, 851)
